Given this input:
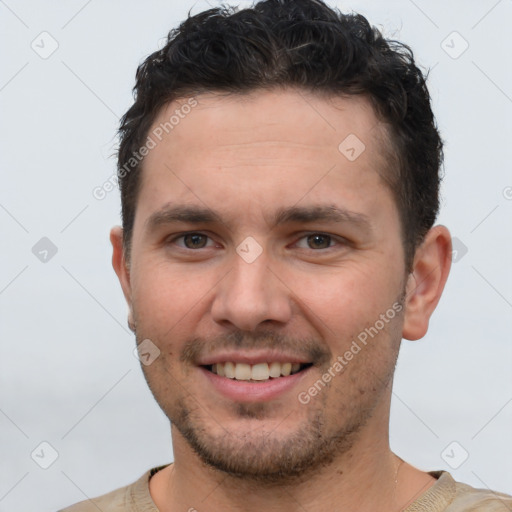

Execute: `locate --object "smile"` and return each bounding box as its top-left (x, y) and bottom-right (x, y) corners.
top-left (205, 362), bottom-right (312, 381)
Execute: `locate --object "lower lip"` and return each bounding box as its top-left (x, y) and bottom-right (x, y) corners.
top-left (199, 366), bottom-right (311, 402)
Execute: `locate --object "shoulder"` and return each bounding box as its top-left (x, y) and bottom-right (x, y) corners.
top-left (57, 466), bottom-right (168, 512)
top-left (447, 476), bottom-right (512, 511)
top-left (406, 471), bottom-right (512, 512)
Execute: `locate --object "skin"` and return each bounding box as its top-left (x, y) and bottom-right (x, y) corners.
top-left (111, 88), bottom-right (452, 511)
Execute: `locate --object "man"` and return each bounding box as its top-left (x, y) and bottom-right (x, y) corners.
top-left (61, 0), bottom-right (512, 510)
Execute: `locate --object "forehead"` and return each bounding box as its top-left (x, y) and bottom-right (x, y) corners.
top-left (134, 88), bottom-right (396, 232)
top-left (149, 88), bottom-right (386, 161)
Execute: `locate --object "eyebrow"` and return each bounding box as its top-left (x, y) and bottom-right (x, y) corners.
top-left (145, 203), bottom-right (372, 233)
top-left (145, 204), bottom-right (223, 231)
top-left (272, 205), bottom-right (372, 232)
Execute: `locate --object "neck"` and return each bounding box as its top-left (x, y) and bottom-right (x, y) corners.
top-left (150, 411), bottom-right (422, 512)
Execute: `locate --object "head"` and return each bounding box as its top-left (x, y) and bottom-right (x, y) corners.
top-left (111, 0), bottom-right (451, 484)
top-left (118, 0), bottom-right (443, 271)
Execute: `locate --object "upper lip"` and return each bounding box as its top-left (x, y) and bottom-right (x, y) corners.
top-left (197, 350), bottom-right (311, 366)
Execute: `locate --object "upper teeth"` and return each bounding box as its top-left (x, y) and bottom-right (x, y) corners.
top-left (212, 362), bottom-right (302, 380)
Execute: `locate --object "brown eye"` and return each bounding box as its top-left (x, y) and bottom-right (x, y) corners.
top-left (306, 234), bottom-right (332, 249)
top-left (182, 233), bottom-right (208, 249)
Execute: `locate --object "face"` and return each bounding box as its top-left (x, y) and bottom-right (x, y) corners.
top-left (117, 88), bottom-right (410, 482)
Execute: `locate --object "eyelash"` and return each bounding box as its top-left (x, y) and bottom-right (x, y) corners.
top-left (168, 232), bottom-right (345, 251)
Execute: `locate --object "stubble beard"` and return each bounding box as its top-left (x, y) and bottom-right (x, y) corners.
top-left (169, 393), bottom-right (373, 486)
top-left (134, 288), bottom-right (405, 485)
top-left (138, 338), bottom-right (400, 486)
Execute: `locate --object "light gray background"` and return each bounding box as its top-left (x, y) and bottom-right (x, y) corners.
top-left (1, 1), bottom-right (511, 511)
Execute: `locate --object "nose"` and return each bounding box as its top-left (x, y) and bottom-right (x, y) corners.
top-left (210, 251), bottom-right (293, 331)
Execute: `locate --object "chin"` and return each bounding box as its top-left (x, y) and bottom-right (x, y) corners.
top-left (169, 397), bottom-right (365, 485)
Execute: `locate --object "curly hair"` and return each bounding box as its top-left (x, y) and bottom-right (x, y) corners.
top-left (118, 0), bottom-right (443, 270)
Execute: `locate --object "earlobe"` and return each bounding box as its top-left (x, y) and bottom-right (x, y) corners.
top-left (402, 225), bottom-right (452, 341)
top-left (110, 226), bottom-right (134, 323)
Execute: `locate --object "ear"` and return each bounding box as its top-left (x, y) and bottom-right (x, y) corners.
top-left (110, 226), bottom-right (134, 330)
top-left (402, 225), bottom-right (452, 341)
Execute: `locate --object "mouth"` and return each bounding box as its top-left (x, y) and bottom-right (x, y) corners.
top-left (202, 361), bottom-right (313, 382)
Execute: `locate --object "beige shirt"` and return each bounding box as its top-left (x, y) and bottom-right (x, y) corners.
top-left (59, 465), bottom-right (512, 511)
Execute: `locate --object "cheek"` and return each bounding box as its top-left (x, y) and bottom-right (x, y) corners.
top-left (130, 259), bottom-right (210, 338)
top-left (289, 263), bottom-right (395, 333)
top-left (288, 264), bottom-right (405, 373)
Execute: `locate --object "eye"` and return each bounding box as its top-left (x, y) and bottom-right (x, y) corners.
top-left (171, 232), bottom-right (215, 249)
top-left (295, 233), bottom-right (337, 250)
